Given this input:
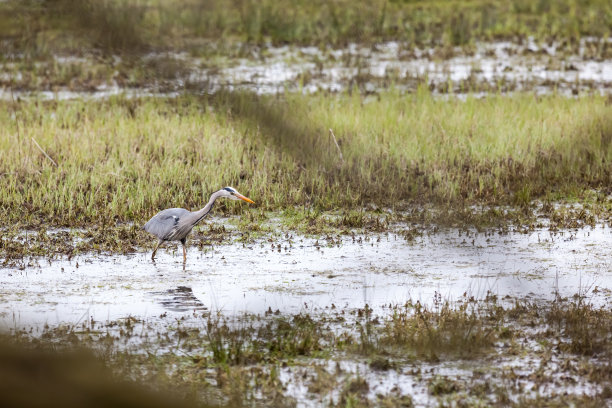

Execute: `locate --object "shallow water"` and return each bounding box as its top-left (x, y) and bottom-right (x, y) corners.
top-left (207, 40), bottom-right (612, 95)
top-left (1, 225), bottom-right (610, 331)
top-left (279, 351), bottom-right (604, 407)
top-left (2, 225), bottom-right (610, 407)
top-left (2, 39), bottom-right (612, 99)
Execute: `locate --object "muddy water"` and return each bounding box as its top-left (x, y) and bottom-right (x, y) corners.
top-left (0, 225), bottom-right (610, 331)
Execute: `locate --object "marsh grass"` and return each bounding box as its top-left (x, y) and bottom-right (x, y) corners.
top-left (0, 0), bottom-right (148, 56)
top-left (1, 90), bottom-right (610, 232)
top-left (379, 299), bottom-right (502, 360)
top-left (204, 314), bottom-right (327, 366)
top-left (2, 0), bottom-right (612, 57)
top-left (547, 298), bottom-right (612, 356)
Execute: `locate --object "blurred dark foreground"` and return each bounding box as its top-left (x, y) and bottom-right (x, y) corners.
top-left (0, 339), bottom-right (209, 408)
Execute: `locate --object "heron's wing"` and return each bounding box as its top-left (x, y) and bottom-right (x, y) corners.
top-left (143, 208), bottom-right (191, 240)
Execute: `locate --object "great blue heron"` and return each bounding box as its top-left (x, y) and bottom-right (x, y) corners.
top-left (143, 187), bottom-right (254, 262)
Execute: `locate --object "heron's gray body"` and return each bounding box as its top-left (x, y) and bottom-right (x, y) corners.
top-left (144, 190), bottom-right (221, 243)
top-left (144, 208), bottom-right (199, 242)
top-left (143, 187), bottom-right (252, 262)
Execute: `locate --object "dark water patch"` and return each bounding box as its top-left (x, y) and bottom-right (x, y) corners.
top-left (152, 286), bottom-right (208, 313)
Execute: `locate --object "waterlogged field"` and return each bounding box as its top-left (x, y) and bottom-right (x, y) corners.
top-left (1, 222), bottom-right (611, 406)
top-left (3, 0), bottom-right (612, 98)
top-left (0, 89), bottom-right (611, 406)
top-left (4, 39), bottom-right (612, 98)
top-left (0, 90), bottom-right (612, 406)
top-left (1, 1), bottom-right (612, 406)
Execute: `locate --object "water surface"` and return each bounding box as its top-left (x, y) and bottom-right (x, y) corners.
top-left (1, 225), bottom-right (609, 332)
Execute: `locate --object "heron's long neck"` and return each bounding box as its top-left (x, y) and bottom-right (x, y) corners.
top-left (192, 190), bottom-right (223, 225)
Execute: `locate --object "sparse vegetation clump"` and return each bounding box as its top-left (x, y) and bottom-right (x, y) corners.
top-left (379, 299), bottom-right (501, 360)
top-left (203, 313), bottom-right (327, 366)
top-left (547, 298), bottom-right (612, 356)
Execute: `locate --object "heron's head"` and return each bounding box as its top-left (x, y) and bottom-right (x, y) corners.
top-left (221, 187), bottom-right (255, 204)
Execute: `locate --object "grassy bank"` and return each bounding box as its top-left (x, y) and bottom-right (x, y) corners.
top-left (2, 0), bottom-right (612, 57)
top-left (1, 90), bottom-right (610, 231)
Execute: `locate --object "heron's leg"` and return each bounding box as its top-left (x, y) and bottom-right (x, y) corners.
top-left (152, 240), bottom-right (161, 261)
top-left (181, 239), bottom-right (187, 263)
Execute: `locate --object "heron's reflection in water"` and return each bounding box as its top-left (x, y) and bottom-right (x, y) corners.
top-left (153, 286), bottom-right (208, 313)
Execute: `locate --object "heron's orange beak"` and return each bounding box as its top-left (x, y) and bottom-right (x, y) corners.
top-left (237, 194), bottom-right (255, 204)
